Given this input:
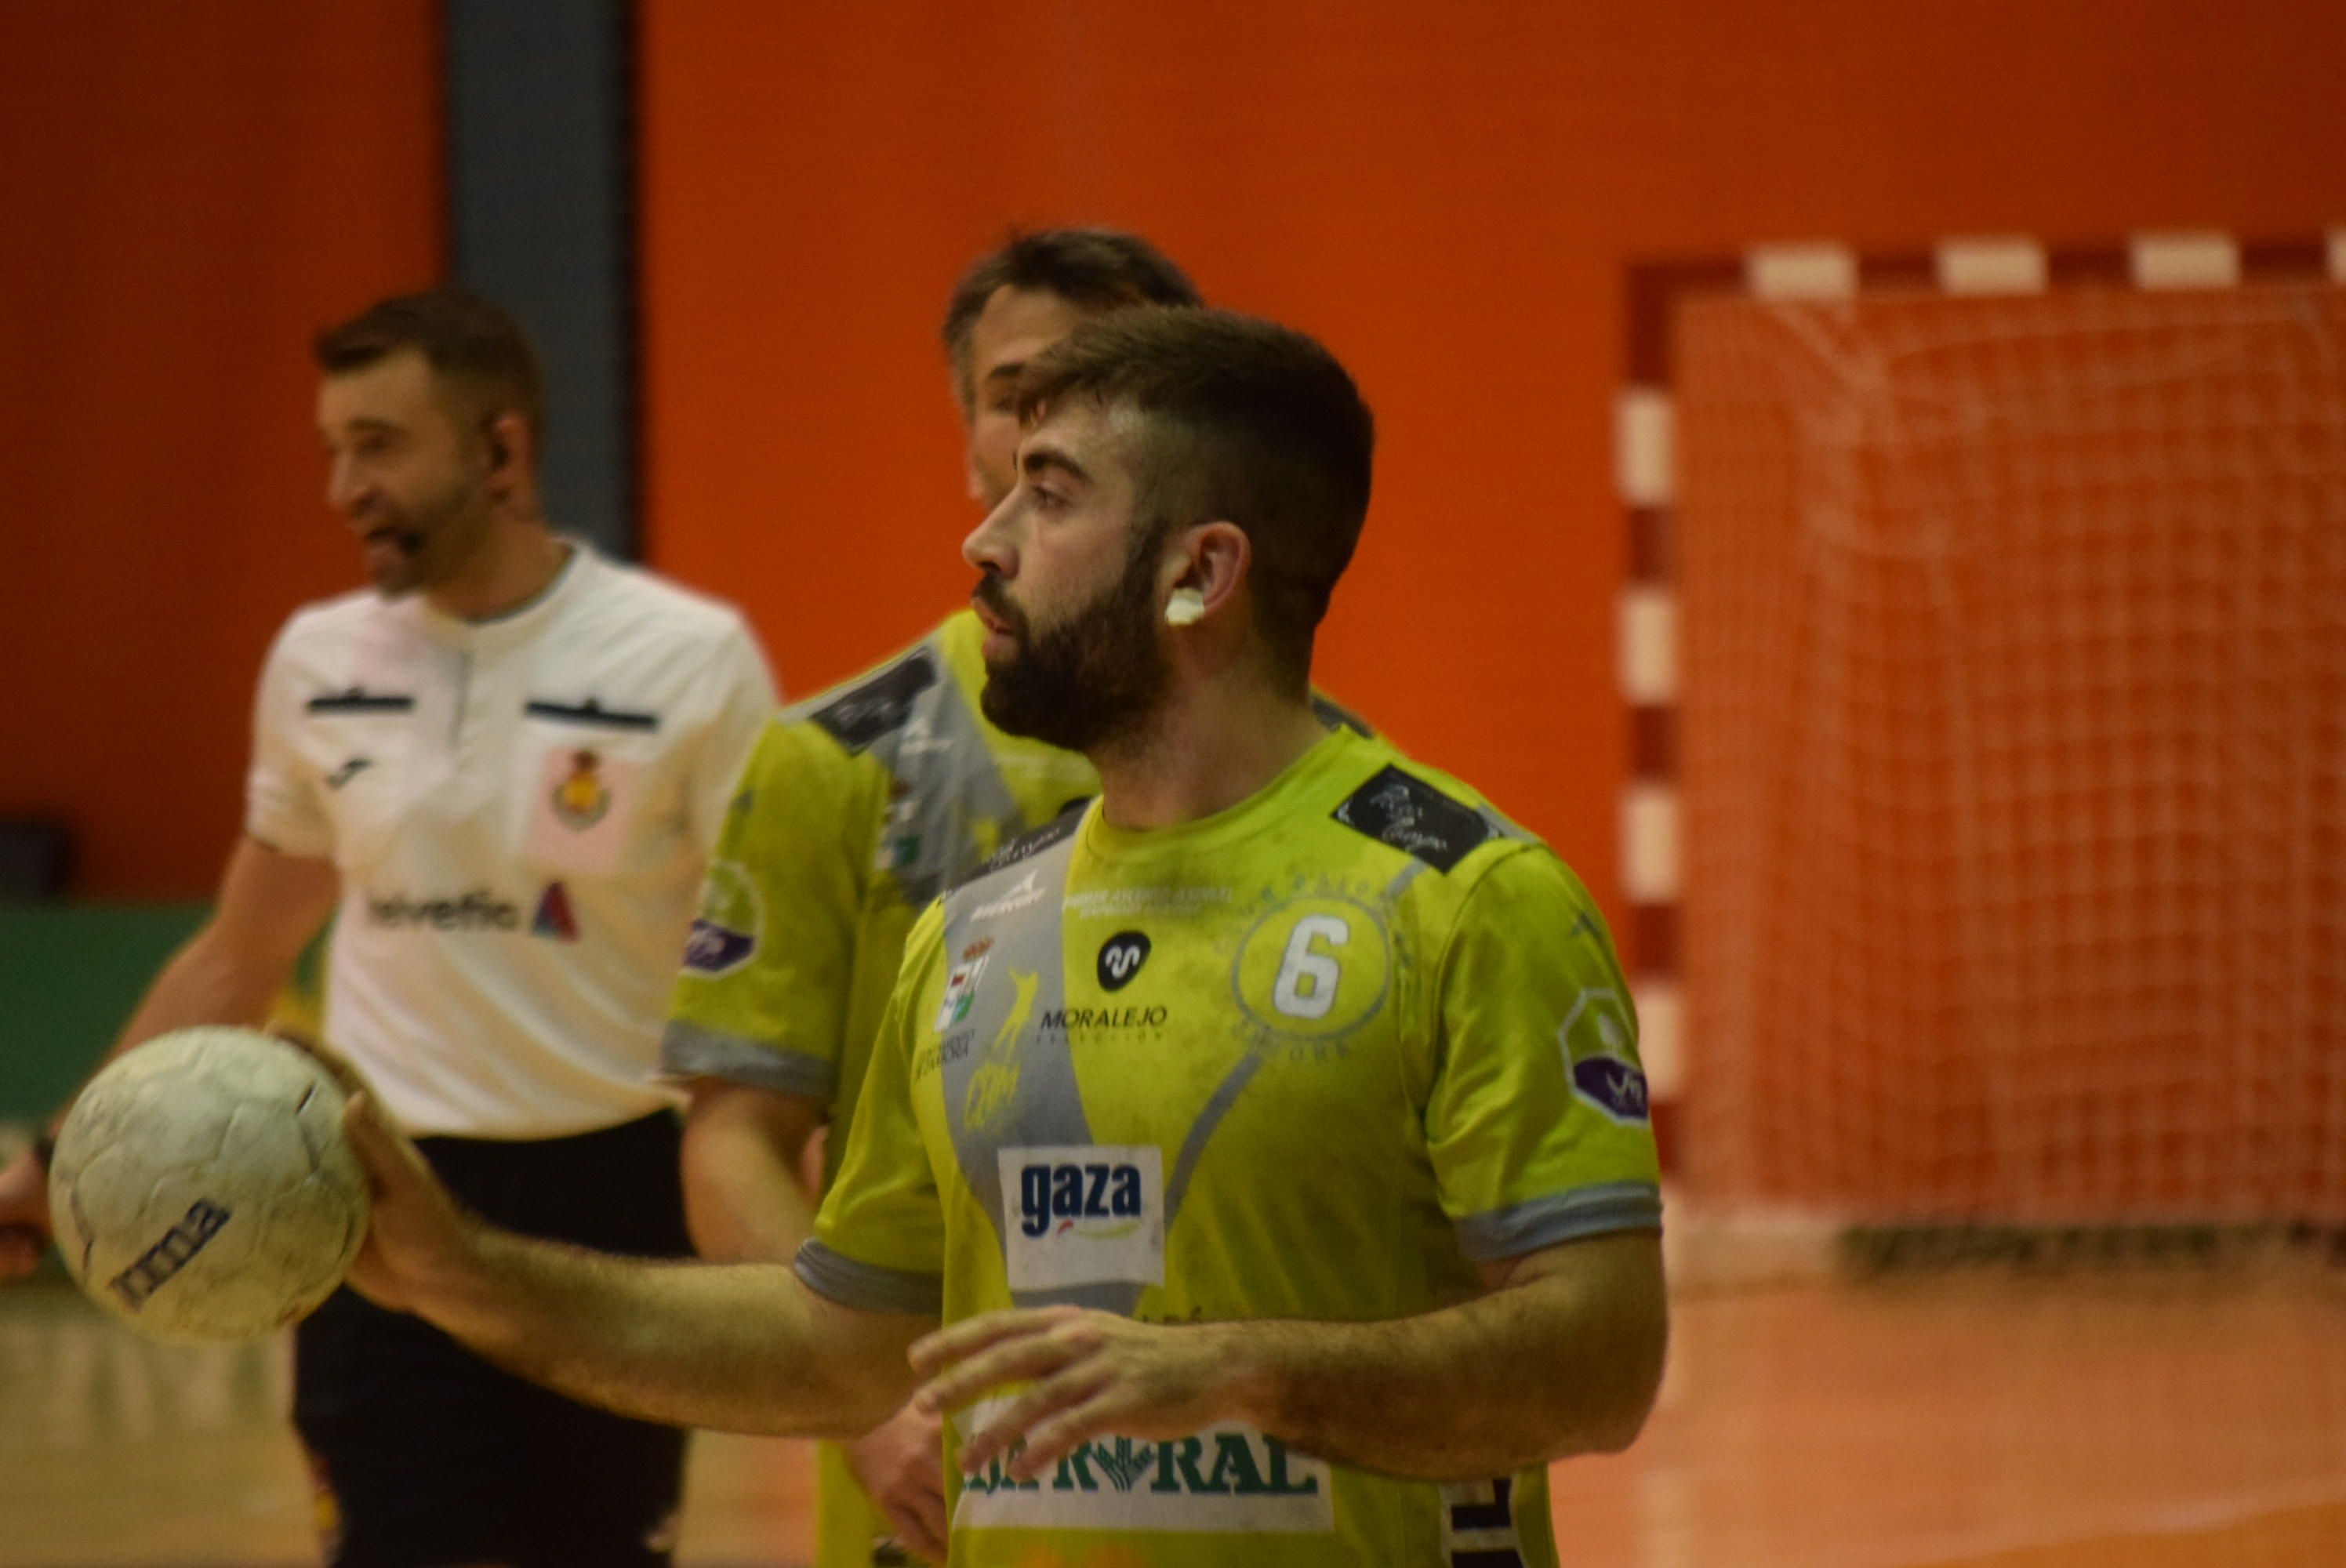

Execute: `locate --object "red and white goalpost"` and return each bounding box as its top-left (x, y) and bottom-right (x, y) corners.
top-left (1617, 232), bottom-right (2346, 1238)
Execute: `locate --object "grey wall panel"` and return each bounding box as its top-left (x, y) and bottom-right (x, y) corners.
top-left (445, 0), bottom-right (637, 559)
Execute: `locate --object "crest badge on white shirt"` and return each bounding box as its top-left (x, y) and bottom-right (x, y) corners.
top-left (527, 746), bottom-right (638, 874)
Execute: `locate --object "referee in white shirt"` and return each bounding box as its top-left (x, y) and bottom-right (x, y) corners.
top-left (0, 291), bottom-right (776, 1567)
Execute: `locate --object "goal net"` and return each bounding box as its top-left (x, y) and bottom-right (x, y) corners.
top-left (1672, 279), bottom-right (2346, 1229)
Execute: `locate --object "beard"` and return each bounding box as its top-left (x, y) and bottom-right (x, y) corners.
top-left (358, 474), bottom-right (492, 597)
top-left (975, 529), bottom-right (1171, 753)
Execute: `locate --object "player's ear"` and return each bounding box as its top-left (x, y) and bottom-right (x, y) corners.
top-left (1161, 521), bottom-right (1249, 626)
top-left (481, 412), bottom-right (529, 492)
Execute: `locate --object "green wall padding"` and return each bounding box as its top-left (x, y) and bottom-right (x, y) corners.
top-left (0, 905), bottom-right (207, 1120)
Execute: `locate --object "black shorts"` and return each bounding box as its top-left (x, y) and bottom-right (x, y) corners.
top-left (294, 1112), bottom-right (694, 1568)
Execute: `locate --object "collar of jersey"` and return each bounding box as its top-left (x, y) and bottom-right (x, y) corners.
top-left (1079, 723), bottom-right (1367, 864)
top-left (416, 539), bottom-right (590, 651)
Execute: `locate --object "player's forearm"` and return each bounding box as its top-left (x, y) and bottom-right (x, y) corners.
top-left (416, 1221), bottom-right (915, 1439)
top-left (679, 1100), bottom-right (820, 1262)
top-left (1222, 1239), bottom-right (1667, 1479)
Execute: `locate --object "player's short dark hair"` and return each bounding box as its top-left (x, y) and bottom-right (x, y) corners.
top-left (940, 228), bottom-right (1201, 415)
top-left (1018, 307), bottom-right (1375, 684)
top-left (313, 289), bottom-right (546, 461)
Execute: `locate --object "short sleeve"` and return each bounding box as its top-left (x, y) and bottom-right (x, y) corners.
top-left (794, 906), bottom-right (947, 1316)
top-left (245, 622), bottom-right (332, 858)
top-left (1426, 846), bottom-right (1662, 1264)
top-left (686, 618), bottom-right (779, 855)
top-left (661, 716), bottom-right (885, 1104)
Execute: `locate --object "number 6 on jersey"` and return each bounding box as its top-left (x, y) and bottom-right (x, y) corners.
top-left (1271, 914), bottom-right (1350, 1019)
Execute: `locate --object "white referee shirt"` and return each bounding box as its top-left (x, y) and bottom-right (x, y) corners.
top-left (245, 543), bottom-right (776, 1138)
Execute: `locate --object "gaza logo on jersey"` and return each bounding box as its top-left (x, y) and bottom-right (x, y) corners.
top-left (1560, 988), bottom-right (1647, 1123)
top-left (681, 861), bottom-right (760, 976)
top-left (954, 1402), bottom-right (1332, 1534)
top-left (935, 939), bottom-right (993, 1031)
top-left (998, 1145), bottom-right (1164, 1290)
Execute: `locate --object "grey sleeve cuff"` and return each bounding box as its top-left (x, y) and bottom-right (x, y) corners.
top-left (1452, 1180), bottom-right (1663, 1262)
top-left (792, 1240), bottom-right (943, 1317)
top-left (659, 1021), bottom-right (837, 1101)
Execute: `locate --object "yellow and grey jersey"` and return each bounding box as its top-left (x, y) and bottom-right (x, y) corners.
top-left (799, 724), bottom-right (1661, 1568)
top-left (661, 609), bottom-right (1100, 1179)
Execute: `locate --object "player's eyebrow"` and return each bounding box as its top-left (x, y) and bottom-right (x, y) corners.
top-left (1021, 442), bottom-right (1089, 486)
top-left (319, 416), bottom-right (403, 448)
top-left (982, 361), bottom-right (1026, 388)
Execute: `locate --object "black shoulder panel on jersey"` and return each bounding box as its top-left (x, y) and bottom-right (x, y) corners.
top-left (955, 797), bottom-right (1089, 891)
top-left (806, 650), bottom-right (936, 753)
top-left (1331, 764), bottom-right (1493, 873)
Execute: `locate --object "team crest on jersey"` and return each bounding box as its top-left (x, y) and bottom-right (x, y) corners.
top-left (1560, 988), bottom-right (1647, 1123)
top-left (935, 939), bottom-right (992, 1031)
top-left (550, 750), bottom-right (612, 829)
top-left (528, 747), bottom-right (637, 874)
top-left (1331, 765), bottom-right (1491, 873)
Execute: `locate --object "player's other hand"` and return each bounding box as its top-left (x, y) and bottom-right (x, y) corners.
top-left (910, 1307), bottom-right (1249, 1482)
top-left (0, 1148), bottom-right (53, 1282)
top-left (338, 1090), bottom-right (474, 1316)
top-left (843, 1399), bottom-right (949, 1562)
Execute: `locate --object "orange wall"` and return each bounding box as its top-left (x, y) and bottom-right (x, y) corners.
top-left (0, 5), bottom-right (440, 896)
top-left (13, 4), bottom-right (2342, 909)
top-left (638, 0), bottom-right (2346, 948)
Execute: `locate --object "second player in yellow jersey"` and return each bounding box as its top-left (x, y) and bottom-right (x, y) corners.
top-left (666, 608), bottom-right (1099, 1566)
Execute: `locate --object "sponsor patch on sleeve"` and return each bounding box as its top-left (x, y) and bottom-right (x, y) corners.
top-left (681, 861), bottom-right (761, 976)
top-left (1331, 765), bottom-right (1493, 873)
top-left (1560, 987), bottom-right (1649, 1124)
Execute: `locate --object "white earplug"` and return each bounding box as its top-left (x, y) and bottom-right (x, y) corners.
top-left (1164, 588), bottom-right (1206, 626)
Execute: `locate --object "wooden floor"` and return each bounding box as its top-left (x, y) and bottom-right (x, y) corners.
top-left (4, 1265), bottom-right (2341, 1567)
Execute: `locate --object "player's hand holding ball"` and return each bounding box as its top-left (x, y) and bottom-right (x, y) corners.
top-left (45, 1026), bottom-right (369, 1341)
top-left (332, 1070), bottom-right (480, 1316)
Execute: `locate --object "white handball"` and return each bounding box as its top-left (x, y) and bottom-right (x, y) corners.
top-left (46, 1026), bottom-right (370, 1342)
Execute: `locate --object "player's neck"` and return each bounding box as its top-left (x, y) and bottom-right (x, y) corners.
top-left (426, 517), bottom-right (569, 622)
top-left (1091, 674), bottom-right (1327, 832)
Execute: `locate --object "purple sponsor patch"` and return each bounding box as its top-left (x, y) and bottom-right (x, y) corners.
top-left (683, 919), bottom-right (754, 975)
top-left (1572, 1056), bottom-right (1650, 1124)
